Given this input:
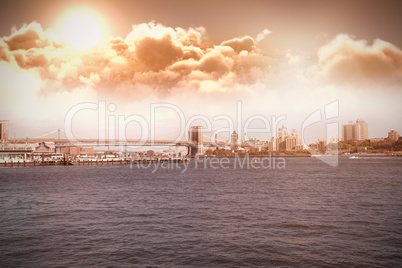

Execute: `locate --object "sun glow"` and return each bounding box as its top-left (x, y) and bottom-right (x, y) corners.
top-left (58, 9), bottom-right (104, 50)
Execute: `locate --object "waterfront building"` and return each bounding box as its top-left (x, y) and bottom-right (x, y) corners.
top-left (276, 135), bottom-right (286, 150)
top-left (295, 144), bottom-right (305, 151)
top-left (231, 131), bottom-right (238, 151)
top-left (61, 146), bottom-right (94, 156)
top-left (308, 138), bottom-right (327, 153)
top-left (268, 138), bottom-right (276, 151)
top-left (317, 138), bottom-right (327, 152)
top-left (388, 129), bottom-right (400, 142)
top-left (246, 137), bottom-right (263, 152)
top-left (342, 121), bottom-right (358, 141)
top-left (0, 148), bottom-right (33, 161)
top-left (330, 136), bottom-right (339, 143)
top-left (278, 125), bottom-right (288, 137)
top-left (356, 119), bottom-right (368, 140)
top-left (342, 119), bottom-right (368, 141)
top-left (146, 150), bottom-right (155, 157)
top-left (35, 142), bottom-right (55, 154)
top-left (269, 127), bottom-right (301, 151)
top-left (0, 120), bottom-right (9, 142)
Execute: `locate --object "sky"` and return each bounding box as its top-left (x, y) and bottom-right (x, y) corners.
top-left (1, 0), bottom-right (401, 143)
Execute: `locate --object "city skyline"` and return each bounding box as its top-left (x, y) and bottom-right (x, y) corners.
top-left (0, 0), bottom-right (401, 142)
top-left (1, 116), bottom-right (398, 147)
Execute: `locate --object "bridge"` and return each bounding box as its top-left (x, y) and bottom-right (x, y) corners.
top-left (3, 125), bottom-right (259, 156)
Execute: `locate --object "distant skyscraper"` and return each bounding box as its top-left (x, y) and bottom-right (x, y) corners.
top-left (231, 131), bottom-right (239, 151)
top-left (388, 130), bottom-right (400, 142)
top-left (0, 120), bottom-right (9, 142)
top-left (317, 138), bottom-right (327, 152)
top-left (271, 126), bottom-right (301, 151)
top-left (278, 125), bottom-right (287, 137)
top-left (342, 119), bottom-right (368, 141)
top-left (342, 122), bottom-right (353, 141)
top-left (356, 119), bottom-right (368, 140)
top-left (268, 139), bottom-right (275, 151)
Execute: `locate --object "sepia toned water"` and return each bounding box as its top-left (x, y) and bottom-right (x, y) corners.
top-left (0, 157), bottom-right (401, 267)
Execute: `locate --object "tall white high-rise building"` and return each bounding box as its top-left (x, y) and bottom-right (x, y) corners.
top-left (231, 131), bottom-right (239, 151)
top-left (388, 130), bottom-right (400, 142)
top-left (342, 119), bottom-right (368, 141)
top-left (356, 119), bottom-right (368, 140)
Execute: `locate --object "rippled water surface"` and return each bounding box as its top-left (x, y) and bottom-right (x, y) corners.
top-left (1, 157), bottom-right (401, 267)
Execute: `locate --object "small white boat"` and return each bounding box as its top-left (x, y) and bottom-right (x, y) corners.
top-left (349, 156), bottom-right (359, 159)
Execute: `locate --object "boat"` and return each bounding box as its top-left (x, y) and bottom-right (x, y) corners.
top-left (349, 156), bottom-right (359, 159)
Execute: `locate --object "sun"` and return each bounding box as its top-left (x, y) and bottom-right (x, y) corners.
top-left (59, 10), bottom-right (104, 50)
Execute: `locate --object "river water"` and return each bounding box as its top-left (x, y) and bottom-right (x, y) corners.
top-left (0, 157), bottom-right (401, 267)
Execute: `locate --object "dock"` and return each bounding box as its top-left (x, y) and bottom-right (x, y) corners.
top-left (0, 157), bottom-right (189, 168)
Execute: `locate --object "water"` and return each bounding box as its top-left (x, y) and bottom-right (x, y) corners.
top-left (0, 157), bottom-right (401, 267)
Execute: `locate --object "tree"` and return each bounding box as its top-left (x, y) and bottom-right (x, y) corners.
top-left (205, 149), bottom-right (213, 156)
top-left (213, 149), bottom-right (227, 156)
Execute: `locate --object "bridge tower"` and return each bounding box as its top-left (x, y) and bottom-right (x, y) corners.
top-left (188, 126), bottom-right (204, 157)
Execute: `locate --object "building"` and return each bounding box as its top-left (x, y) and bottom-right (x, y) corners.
top-left (146, 150), bottom-right (155, 157)
top-left (309, 138), bottom-right (327, 153)
top-left (188, 126), bottom-right (203, 156)
top-left (34, 142), bottom-right (55, 156)
top-left (247, 137), bottom-right (264, 152)
top-left (278, 125), bottom-right (288, 137)
top-left (317, 138), bottom-right (327, 152)
top-left (61, 146), bottom-right (94, 156)
top-left (268, 128), bottom-right (301, 151)
top-left (268, 138), bottom-right (276, 151)
top-left (356, 119), bottom-right (368, 140)
top-left (0, 120), bottom-right (9, 142)
top-left (388, 130), bottom-right (400, 142)
top-left (330, 136), bottom-right (339, 143)
top-left (231, 131), bottom-right (238, 151)
top-left (342, 121), bottom-right (359, 141)
top-left (342, 123), bottom-right (352, 141)
top-left (342, 119), bottom-right (368, 141)
top-left (277, 128), bottom-right (301, 151)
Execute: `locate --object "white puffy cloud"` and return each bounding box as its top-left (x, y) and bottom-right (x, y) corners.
top-left (0, 21), bottom-right (270, 99)
top-left (256, 29), bottom-right (272, 43)
top-left (318, 34), bottom-right (402, 86)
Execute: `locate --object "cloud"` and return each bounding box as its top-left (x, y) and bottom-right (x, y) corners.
top-left (220, 36), bottom-right (255, 53)
top-left (256, 29), bottom-right (272, 43)
top-left (3, 22), bottom-right (56, 51)
top-left (0, 22), bottom-right (270, 99)
top-left (318, 34), bottom-right (402, 85)
top-left (135, 35), bottom-right (184, 71)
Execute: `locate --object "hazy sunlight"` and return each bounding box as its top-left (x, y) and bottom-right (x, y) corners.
top-left (60, 12), bottom-right (102, 50)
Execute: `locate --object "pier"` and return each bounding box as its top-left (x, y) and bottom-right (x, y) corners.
top-left (0, 156), bottom-right (189, 168)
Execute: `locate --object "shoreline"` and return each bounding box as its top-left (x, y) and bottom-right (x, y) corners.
top-left (201, 154), bottom-right (400, 158)
top-left (1, 154), bottom-right (400, 168)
